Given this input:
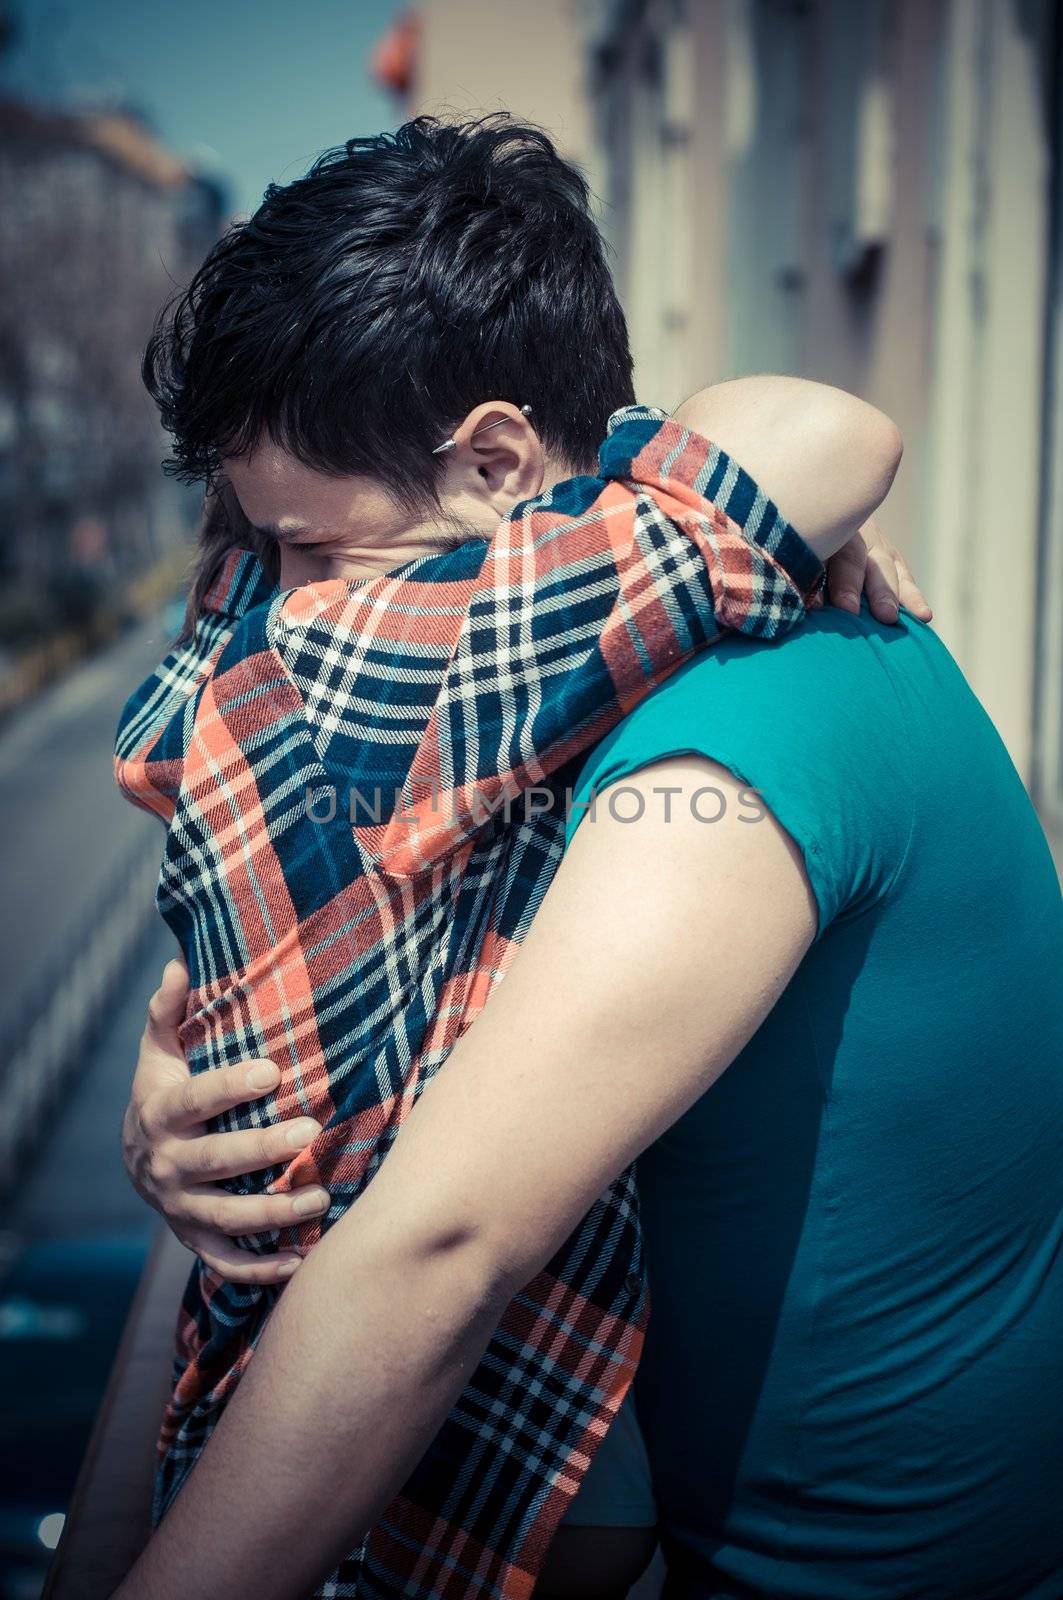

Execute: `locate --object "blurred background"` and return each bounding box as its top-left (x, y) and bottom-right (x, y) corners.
top-left (0, 1), bottom-right (1059, 1594)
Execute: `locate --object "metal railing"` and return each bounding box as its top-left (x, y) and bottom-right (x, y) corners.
top-left (42, 1226), bottom-right (189, 1599)
top-left (0, 839), bottom-right (161, 1192)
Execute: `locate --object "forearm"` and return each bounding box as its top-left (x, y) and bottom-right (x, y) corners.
top-left (112, 1225), bottom-right (507, 1600)
top-left (673, 375), bottom-right (903, 561)
top-left (113, 760), bottom-right (815, 1600)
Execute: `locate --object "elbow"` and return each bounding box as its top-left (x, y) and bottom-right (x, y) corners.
top-left (409, 1212), bottom-right (557, 1318)
top-left (374, 1210), bottom-right (532, 1319)
top-left (424, 1219), bottom-right (542, 1310)
top-left (870, 410), bottom-right (904, 501)
top-left (849, 400), bottom-right (903, 519)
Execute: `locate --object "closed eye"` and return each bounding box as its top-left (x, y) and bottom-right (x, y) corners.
top-left (253, 526), bottom-right (319, 552)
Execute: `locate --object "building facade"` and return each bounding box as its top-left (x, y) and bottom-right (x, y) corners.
top-left (404, 0), bottom-right (1062, 848)
top-left (0, 99), bottom-right (226, 650)
top-left (588, 0), bottom-right (1062, 844)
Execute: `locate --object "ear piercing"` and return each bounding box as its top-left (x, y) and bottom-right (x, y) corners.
top-left (432, 404), bottom-right (534, 455)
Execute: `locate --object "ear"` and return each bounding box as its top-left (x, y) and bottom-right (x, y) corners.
top-left (437, 401), bottom-right (544, 520)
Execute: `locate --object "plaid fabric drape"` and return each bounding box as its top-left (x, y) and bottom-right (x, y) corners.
top-left (115, 406), bottom-right (822, 1598)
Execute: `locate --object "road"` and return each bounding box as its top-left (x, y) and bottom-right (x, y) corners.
top-left (0, 621), bottom-right (178, 1598)
top-left (0, 613), bottom-right (179, 1041)
top-left (0, 606), bottom-right (184, 1235)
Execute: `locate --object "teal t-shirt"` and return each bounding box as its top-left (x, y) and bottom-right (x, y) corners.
top-left (566, 607), bottom-right (1063, 1600)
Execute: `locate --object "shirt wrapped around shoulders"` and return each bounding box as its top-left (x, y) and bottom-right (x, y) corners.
top-left (113, 404), bottom-right (821, 1600)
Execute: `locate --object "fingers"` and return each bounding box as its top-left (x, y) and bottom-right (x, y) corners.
top-left (145, 958), bottom-right (190, 1038)
top-left (174, 1118), bottom-right (322, 1183)
top-left (179, 1227), bottom-right (303, 1286)
top-left (897, 556), bottom-right (933, 621)
top-left (827, 525), bottom-right (928, 625)
top-left (140, 1058), bottom-right (283, 1137)
top-left (862, 546), bottom-right (900, 624)
top-left (181, 1183), bottom-right (330, 1237)
top-left (826, 533), bottom-right (866, 614)
top-left (845, 513), bottom-right (932, 624)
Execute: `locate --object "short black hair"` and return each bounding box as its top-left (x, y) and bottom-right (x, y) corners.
top-left (144, 115), bottom-right (635, 507)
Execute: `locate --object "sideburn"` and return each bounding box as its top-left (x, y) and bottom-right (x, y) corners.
top-left (180, 482), bottom-right (279, 640)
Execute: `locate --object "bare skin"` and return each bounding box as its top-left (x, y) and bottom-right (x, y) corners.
top-left (123, 379), bottom-right (927, 1284)
top-left (114, 757), bottom-right (818, 1600)
top-left (112, 378), bottom-right (931, 1596)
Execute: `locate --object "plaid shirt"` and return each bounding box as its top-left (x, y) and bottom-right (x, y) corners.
top-left (115, 405), bottom-right (822, 1599)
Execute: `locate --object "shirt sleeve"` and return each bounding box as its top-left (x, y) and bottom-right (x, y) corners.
top-left (270, 406), bottom-right (824, 876)
top-left (564, 608), bottom-right (917, 939)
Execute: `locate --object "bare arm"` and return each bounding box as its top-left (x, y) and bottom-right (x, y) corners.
top-left (118, 379), bottom-right (922, 1278)
top-left (113, 758), bottom-right (815, 1600)
top-left (674, 375), bottom-right (904, 563)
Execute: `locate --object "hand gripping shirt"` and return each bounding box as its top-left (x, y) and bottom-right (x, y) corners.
top-left (114, 406), bottom-right (822, 1599)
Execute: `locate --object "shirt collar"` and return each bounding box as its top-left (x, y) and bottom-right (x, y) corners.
top-left (599, 404), bottom-right (824, 602)
top-left (201, 548), bottom-right (278, 619)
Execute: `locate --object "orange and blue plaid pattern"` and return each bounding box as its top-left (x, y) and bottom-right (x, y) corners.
top-left (115, 406), bottom-right (822, 1598)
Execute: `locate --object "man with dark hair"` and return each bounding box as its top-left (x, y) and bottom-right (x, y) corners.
top-left (145, 116), bottom-right (639, 622)
top-left (109, 116), bottom-right (959, 1600)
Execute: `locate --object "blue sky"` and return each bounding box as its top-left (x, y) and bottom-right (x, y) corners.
top-left (2, 0), bottom-right (409, 214)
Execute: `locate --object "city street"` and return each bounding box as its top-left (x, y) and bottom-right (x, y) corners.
top-left (0, 916), bottom-right (171, 1600)
top-left (0, 602), bottom-right (185, 1239)
top-left (0, 612), bottom-right (178, 1039)
top-left (2, 0), bottom-right (1061, 1592)
top-left (0, 619), bottom-right (177, 1599)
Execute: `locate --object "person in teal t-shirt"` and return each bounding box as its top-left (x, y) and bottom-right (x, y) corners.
top-left (558, 603), bottom-right (1063, 1599)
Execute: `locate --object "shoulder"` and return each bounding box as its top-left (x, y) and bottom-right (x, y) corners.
top-left (583, 606), bottom-right (912, 773)
top-left (570, 607), bottom-right (926, 932)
